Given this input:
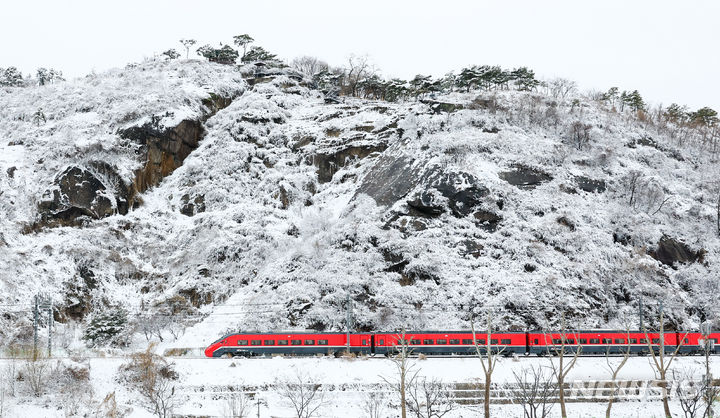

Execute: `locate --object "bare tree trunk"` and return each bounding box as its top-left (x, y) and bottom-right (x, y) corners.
top-left (484, 373), bottom-right (491, 418)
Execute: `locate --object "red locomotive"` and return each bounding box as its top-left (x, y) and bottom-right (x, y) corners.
top-left (204, 330), bottom-right (720, 358)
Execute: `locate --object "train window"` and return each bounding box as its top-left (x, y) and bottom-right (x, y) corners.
top-left (410, 339), bottom-right (421, 345)
top-left (501, 339), bottom-right (511, 345)
top-left (534, 339), bottom-right (539, 344)
top-left (437, 339), bottom-right (447, 344)
top-left (278, 340), bottom-right (288, 346)
top-left (491, 339), bottom-right (498, 345)
top-left (362, 340), bottom-right (368, 346)
top-left (602, 339), bottom-right (612, 344)
top-left (639, 339), bottom-right (647, 344)
top-left (379, 339), bottom-right (385, 345)
top-left (305, 340), bottom-right (315, 345)
top-left (251, 340), bottom-right (262, 346)
top-left (590, 339), bottom-right (600, 344)
top-left (264, 340), bottom-right (275, 346)
top-left (552, 339), bottom-right (562, 345)
top-left (478, 339), bottom-right (486, 345)
top-left (449, 339), bottom-right (460, 344)
top-left (630, 339), bottom-right (637, 344)
top-left (614, 339), bottom-right (625, 344)
top-left (291, 340), bottom-right (302, 345)
top-left (652, 339), bottom-right (660, 344)
top-left (237, 340), bottom-right (248, 346)
top-left (566, 339), bottom-right (575, 345)
top-left (579, 339), bottom-right (587, 344)
top-left (683, 338), bottom-right (689, 344)
top-left (423, 339), bottom-right (434, 345)
top-left (711, 339), bottom-right (718, 344)
top-left (318, 340), bottom-right (328, 345)
top-left (462, 339), bottom-right (473, 345)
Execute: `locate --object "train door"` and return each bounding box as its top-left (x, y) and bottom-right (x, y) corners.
top-left (371, 334), bottom-right (375, 355)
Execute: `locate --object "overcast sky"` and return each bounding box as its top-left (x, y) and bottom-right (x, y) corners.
top-left (2, 0), bottom-right (719, 110)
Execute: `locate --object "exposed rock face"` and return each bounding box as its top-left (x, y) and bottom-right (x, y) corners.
top-left (35, 94), bottom-right (235, 228)
top-left (38, 166), bottom-right (121, 226)
top-left (120, 119), bottom-right (206, 194)
top-left (180, 194), bottom-right (206, 216)
top-left (314, 142), bottom-right (388, 183)
top-left (408, 170), bottom-right (492, 218)
top-left (649, 236), bottom-right (705, 267)
top-left (499, 165), bottom-right (553, 189)
top-left (420, 99), bottom-right (465, 114)
top-left (575, 176), bottom-right (606, 193)
top-left (355, 153), bottom-right (421, 207)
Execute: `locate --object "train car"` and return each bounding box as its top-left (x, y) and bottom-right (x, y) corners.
top-left (372, 331), bottom-right (527, 356)
top-left (528, 330), bottom-right (700, 355)
top-left (204, 330), bottom-right (718, 358)
top-left (204, 332), bottom-right (372, 357)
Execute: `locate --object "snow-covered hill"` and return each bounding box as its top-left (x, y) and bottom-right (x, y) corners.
top-left (0, 59), bottom-right (718, 349)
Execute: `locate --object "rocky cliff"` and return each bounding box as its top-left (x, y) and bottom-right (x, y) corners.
top-left (0, 59), bottom-right (718, 347)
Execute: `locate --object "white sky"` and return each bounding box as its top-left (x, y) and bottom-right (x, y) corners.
top-left (2, 0), bottom-right (719, 110)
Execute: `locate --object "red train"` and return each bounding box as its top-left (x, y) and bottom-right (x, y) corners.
top-left (204, 330), bottom-right (720, 358)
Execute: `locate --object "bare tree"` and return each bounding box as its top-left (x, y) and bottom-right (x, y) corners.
top-left (644, 309), bottom-right (689, 418)
top-left (547, 78), bottom-right (577, 99)
top-left (716, 190), bottom-right (720, 236)
top-left (699, 326), bottom-right (718, 418)
top-left (568, 121), bottom-right (592, 150)
top-left (511, 365), bottom-right (557, 418)
top-left (361, 390), bottom-right (387, 418)
top-left (406, 377), bottom-right (455, 418)
top-left (622, 170), bottom-right (643, 208)
top-left (291, 56), bottom-right (329, 78)
top-left (544, 315), bottom-right (582, 418)
top-left (277, 370), bottom-right (326, 418)
top-left (673, 367), bottom-right (713, 418)
top-left (382, 329), bottom-right (418, 418)
top-left (119, 345), bottom-right (179, 418)
top-left (23, 355), bottom-right (50, 397)
top-left (471, 315), bottom-right (505, 418)
top-left (605, 329), bottom-right (632, 418)
top-left (345, 54), bottom-right (375, 97)
top-left (223, 392), bottom-right (251, 418)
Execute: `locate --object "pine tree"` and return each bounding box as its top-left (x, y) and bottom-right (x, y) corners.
top-left (241, 46), bottom-right (276, 62)
top-left (179, 39), bottom-right (196, 59)
top-left (83, 309), bottom-right (128, 346)
top-left (162, 49), bottom-right (180, 60)
top-left (510, 67), bottom-right (539, 91)
top-left (233, 34), bottom-right (254, 59)
top-left (602, 87), bottom-right (619, 105)
top-left (663, 103), bottom-right (689, 124)
top-left (690, 107), bottom-right (719, 127)
top-left (197, 44), bottom-right (239, 65)
top-left (0, 67), bottom-right (23, 87)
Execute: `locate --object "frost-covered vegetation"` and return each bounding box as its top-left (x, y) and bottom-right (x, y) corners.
top-left (0, 48), bottom-right (719, 356)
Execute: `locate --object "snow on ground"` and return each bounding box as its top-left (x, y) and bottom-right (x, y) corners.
top-left (1, 355), bottom-right (718, 417)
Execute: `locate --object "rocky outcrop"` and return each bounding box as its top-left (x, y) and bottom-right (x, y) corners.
top-left (499, 165), bottom-right (553, 189)
top-left (38, 165), bottom-right (129, 227)
top-left (407, 170), bottom-right (492, 218)
top-left (649, 236), bottom-right (705, 268)
top-left (575, 176), bottom-right (606, 193)
top-left (313, 143), bottom-right (388, 183)
top-left (355, 154), bottom-right (421, 207)
top-left (36, 94), bottom-right (235, 228)
top-left (120, 118), bottom-right (206, 194)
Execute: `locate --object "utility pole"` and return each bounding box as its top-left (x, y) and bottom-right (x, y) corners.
top-left (33, 295), bottom-right (39, 360)
top-left (47, 296), bottom-right (52, 358)
top-left (346, 294), bottom-right (353, 354)
top-left (638, 295), bottom-right (644, 331)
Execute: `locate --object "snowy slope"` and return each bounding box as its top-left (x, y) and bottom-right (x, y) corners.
top-left (0, 58), bottom-right (719, 352)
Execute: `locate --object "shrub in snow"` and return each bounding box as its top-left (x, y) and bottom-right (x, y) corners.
top-left (119, 345), bottom-right (179, 418)
top-left (83, 309), bottom-right (128, 347)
